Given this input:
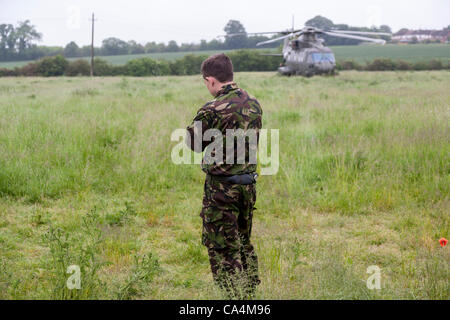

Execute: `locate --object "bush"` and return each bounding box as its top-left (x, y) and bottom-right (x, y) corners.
top-left (66, 59), bottom-right (90, 76)
top-left (396, 60), bottom-right (412, 70)
top-left (365, 58), bottom-right (397, 71)
top-left (428, 59), bottom-right (443, 70)
top-left (228, 50), bottom-right (280, 71)
top-left (0, 68), bottom-right (18, 76)
top-left (36, 55), bottom-right (69, 76)
top-left (111, 65), bottom-right (128, 76)
top-left (336, 60), bottom-right (362, 71)
top-left (93, 58), bottom-right (113, 76)
top-left (156, 60), bottom-right (170, 76)
top-left (412, 61), bottom-right (429, 71)
top-left (125, 57), bottom-right (170, 76)
top-left (91, 58), bottom-right (125, 76)
top-left (169, 54), bottom-right (207, 75)
top-left (17, 62), bottom-right (39, 76)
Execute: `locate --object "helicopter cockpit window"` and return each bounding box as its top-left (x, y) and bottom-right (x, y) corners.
top-left (291, 40), bottom-right (300, 49)
top-left (308, 53), bottom-right (336, 63)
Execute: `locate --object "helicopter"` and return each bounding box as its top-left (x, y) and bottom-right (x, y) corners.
top-left (223, 25), bottom-right (391, 76)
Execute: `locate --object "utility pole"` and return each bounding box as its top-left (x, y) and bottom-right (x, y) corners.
top-left (90, 13), bottom-right (95, 77)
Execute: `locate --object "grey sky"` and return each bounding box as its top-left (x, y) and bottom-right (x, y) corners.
top-left (1, 0), bottom-right (449, 47)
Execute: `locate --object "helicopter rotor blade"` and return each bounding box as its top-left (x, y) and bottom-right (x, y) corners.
top-left (324, 31), bottom-right (386, 44)
top-left (260, 53), bottom-right (284, 57)
top-left (331, 30), bottom-right (392, 36)
top-left (217, 31), bottom-right (291, 39)
top-left (256, 32), bottom-right (302, 46)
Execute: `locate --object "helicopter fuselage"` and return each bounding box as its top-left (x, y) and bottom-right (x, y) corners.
top-left (279, 38), bottom-right (336, 76)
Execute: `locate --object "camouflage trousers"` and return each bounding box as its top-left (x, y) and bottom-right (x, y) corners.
top-left (200, 174), bottom-right (260, 299)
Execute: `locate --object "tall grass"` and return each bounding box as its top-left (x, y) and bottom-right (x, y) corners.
top-left (0, 71), bottom-right (448, 299)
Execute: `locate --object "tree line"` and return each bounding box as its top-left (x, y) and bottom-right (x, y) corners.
top-left (1, 51), bottom-right (448, 77)
top-left (0, 20), bottom-right (42, 61)
top-left (0, 16), bottom-right (399, 62)
top-left (0, 20), bottom-right (279, 62)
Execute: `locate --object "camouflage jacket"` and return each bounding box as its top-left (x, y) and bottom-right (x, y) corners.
top-left (186, 83), bottom-right (263, 176)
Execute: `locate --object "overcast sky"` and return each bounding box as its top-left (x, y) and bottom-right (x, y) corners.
top-left (1, 0), bottom-right (449, 47)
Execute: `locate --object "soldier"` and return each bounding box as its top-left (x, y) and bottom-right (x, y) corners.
top-left (186, 53), bottom-right (263, 299)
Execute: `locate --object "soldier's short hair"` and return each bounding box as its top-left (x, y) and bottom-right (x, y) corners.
top-left (201, 53), bottom-right (233, 83)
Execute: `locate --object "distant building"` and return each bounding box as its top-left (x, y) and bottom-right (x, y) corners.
top-left (392, 29), bottom-right (450, 43)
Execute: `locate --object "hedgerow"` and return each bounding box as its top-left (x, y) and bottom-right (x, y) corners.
top-left (1, 52), bottom-right (449, 77)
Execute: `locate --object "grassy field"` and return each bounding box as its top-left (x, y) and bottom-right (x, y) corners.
top-left (0, 71), bottom-right (448, 299)
top-left (0, 44), bottom-right (449, 69)
top-left (0, 49), bottom-right (241, 69)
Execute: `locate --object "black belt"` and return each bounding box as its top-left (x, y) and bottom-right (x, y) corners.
top-left (208, 173), bottom-right (258, 185)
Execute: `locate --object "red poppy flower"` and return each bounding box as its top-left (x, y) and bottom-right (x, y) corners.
top-left (439, 238), bottom-right (448, 247)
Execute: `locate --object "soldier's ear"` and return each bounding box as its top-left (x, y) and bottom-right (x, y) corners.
top-left (211, 77), bottom-right (220, 87)
top-left (204, 76), bottom-right (215, 86)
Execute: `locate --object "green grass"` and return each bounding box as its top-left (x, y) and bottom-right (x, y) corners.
top-left (331, 43), bottom-right (450, 63)
top-left (1, 44), bottom-right (449, 69)
top-left (0, 71), bottom-right (449, 299)
top-left (0, 49), bottom-right (245, 69)
top-left (94, 49), bottom-right (238, 63)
